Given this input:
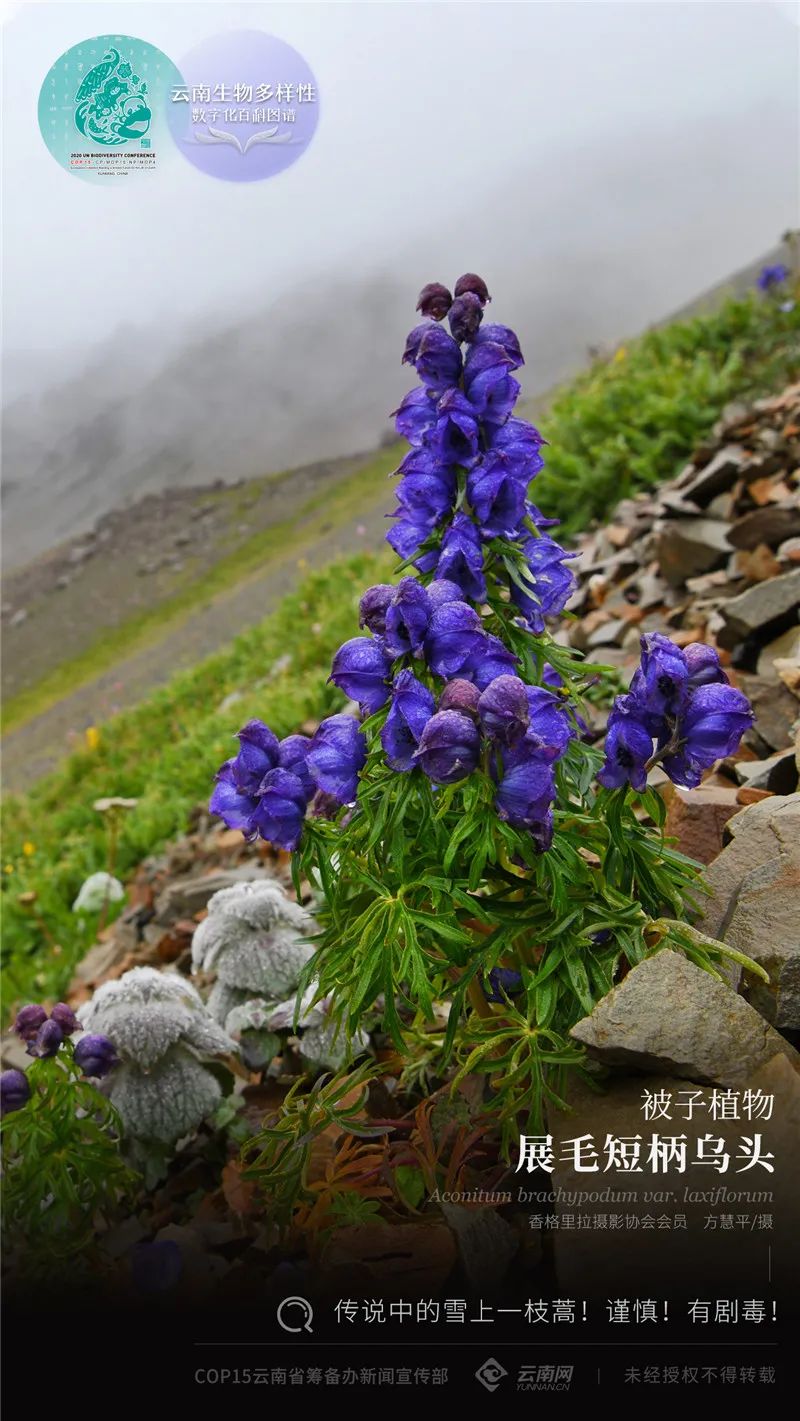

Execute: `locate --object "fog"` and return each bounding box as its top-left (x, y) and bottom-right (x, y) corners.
top-left (2, 2), bottom-right (798, 567)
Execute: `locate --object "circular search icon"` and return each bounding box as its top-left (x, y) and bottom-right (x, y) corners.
top-left (277, 1296), bottom-right (314, 1333)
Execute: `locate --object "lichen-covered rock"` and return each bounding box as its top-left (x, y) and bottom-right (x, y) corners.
top-left (80, 966), bottom-right (234, 1069)
top-left (192, 879), bottom-right (314, 1017)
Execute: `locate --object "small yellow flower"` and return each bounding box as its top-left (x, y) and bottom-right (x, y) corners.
top-left (613, 346), bottom-right (627, 363)
top-left (4, 864), bottom-right (14, 874)
top-left (22, 841), bottom-right (35, 857)
top-left (85, 725), bottom-right (100, 751)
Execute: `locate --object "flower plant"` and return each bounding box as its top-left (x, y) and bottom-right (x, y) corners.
top-left (211, 275), bottom-right (764, 1156)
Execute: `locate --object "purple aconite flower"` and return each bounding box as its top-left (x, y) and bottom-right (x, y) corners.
top-left (448, 292), bottom-right (484, 344)
top-left (426, 579), bottom-right (465, 611)
top-left (210, 760), bottom-right (259, 834)
top-left (308, 714), bottom-right (367, 804)
top-left (521, 686), bottom-right (574, 761)
top-left (393, 387), bottom-right (438, 446)
top-left (250, 769), bottom-right (308, 851)
top-left (511, 535), bottom-right (578, 632)
top-left (434, 512), bottom-right (487, 601)
top-left (463, 342), bottom-right (521, 424)
top-left (329, 636), bottom-right (391, 715)
top-left (278, 734), bottom-right (315, 800)
top-left (1, 1069), bottom-right (30, 1116)
top-left (414, 710), bottom-right (481, 785)
top-left (432, 389), bottom-right (480, 465)
top-left (489, 416), bottom-right (545, 470)
top-left (661, 683), bottom-right (754, 789)
top-left (424, 601), bottom-right (486, 679)
top-left (439, 678), bottom-right (481, 717)
top-left (757, 263), bottom-right (788, 291)
top-left (454, 272), bottom-right (491, 306)
top-left (359, 584), bottom-right (395, 637)
top-left (683, 641), bottom-right (727, 690)
top-left (474, 323), bottom-right (524, 369)
top-left (495, 753), bottom-right (555, 830)
top-left (386, 517), bottom-right (429, 561)
top-left (629, 632), bottom-right (689, 726)
top-left (395, 468), bottom-right (456, 528)
top-left (463, 633), bottom-right (519, 690)
top-left (384, 578), bottom-right (432, 658)
top-left (381, 671), bottom-right (435, 771)
top-left (403, 324), bottom-right (463, 392)
top-left (50, 1002), bottom-right (82, 1037)
top-left (467, 455), bottom-right (528, 538)
top-left (597, 697), bottom-right (653, 791)
top-left (478, 675), bottom-right (529, 747)
top-left (485, 968), bottom-right (523, 1003)
top-left (229, 720), bottom-right (280, 795)
top-left (73, 1033), bottom-right (119, 1079)
top-left (416, 281), bottom-right (453, 321)
top-left (14, 1004), bottom-right (47, 1043)
top-left (26, 1018), bottom-right (63, 1059)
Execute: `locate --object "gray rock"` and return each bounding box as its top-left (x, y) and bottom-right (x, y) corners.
top-left (734, 749), bottom-right (798, 795)
top-left (439, 1204), bottom-right (519, 1290)
top-left (153, 868), bottom-right (271, 924)
top-left (716, 569), bottom-right (800, 649)
top-left (728, 505), bottom-right (800, 551)
top-left (655, 518), bottom-right (732, 587)
top-left (678, 445), bottom-right (747, 506)
top-left (699, 794), bottom-right (800, 940)
top-left (721, 804), bottom-right (800, 1031)
top-left (569, 949), bottom-right (799, 1085)
top-left (757, 625), bottom-right (800, 681)
top-left (737, 673), bottom-right (800, 753)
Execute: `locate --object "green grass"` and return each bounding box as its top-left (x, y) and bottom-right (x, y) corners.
top-left (2, 446), bottom-right (400, 734)
top-left (2, 288), bottom-right (798, 1011)
top-left (1, 552), bottom-right (393, 1008)
top-left (535, 291), bottom-right (800, 536)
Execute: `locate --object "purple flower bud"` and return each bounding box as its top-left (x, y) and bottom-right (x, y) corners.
top-left (453, 273), bottom-right (491, 306)
top-left (278, 734), bottom-right (315, 800)
top-left (381, 671), bottom-right (435, 771)
top-left (14, 1004), bottom-right (47, 1042)
top-left (523, 686), bottom-right (574, 761)
top-left (386, 517), bottom-right (430, 561)
top-left (384, 578), bottom-right (432, 658)
top-left (50, 1002), bottom-right (82, 1037)
top-left (26, 1019), bottom-right (63, 1059)
top-left (434, 512), bottom-right (487, 601)
top-left (468, 455), bottom-right (528, 538)
top-left (1, 1069), bottom-right (30, 1116)
top-left (410, 325), bottom-right (463, 392)
top-left (474, 323), bottom-right (524, 369)
top-left (329, 636), bottom-right (391, 716)
top-left (230, 719), bottom-right (281, 795)
top-left (414, 710), bottom-right (481, 785)
top-left (307, 713), bottom-right (367, 804)
top-left (478, 675), bottom-right (530, 747)
top-left (73, 1033), bottom-right (120, 1079)
top-left (439, 678), bottom-right (481, 717)
top-left (448, 292), bottom-right (484, 343)
top-left (424, 601), bottom-right (486, 679)
top-left (495, 752), bottom-right (555, 829)
top-left (432, 389), bottom-right (480, 465)
top-left (416, 281), bottom-right (453, 321)
top-left (485, 968), bottom-right (523, 1003)
top-left (251, 768), bottom-right (309, 851)
top-left (757, 263), bottom-right (788, 291)
top-left (597, 697), bottom-right (653, 791)
top-left (463, 633), bottom-right (519, 690)
top-left (393, 387), bottom-right (438, 446)
top-left (426, 579), bottom-right (465, 611)
top-left (359, 584), bottom-right (395, 637)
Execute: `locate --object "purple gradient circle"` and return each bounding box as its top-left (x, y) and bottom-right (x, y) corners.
top-left (167, 30), bottom-right (319, 182)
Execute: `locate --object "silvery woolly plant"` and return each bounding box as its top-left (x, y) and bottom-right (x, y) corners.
top-left (79, 966), bottom-right (235, 1147)
top-left (210, 273), bottom-right (765, 1156)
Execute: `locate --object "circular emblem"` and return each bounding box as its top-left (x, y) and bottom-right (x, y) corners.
top-left (38, 34), bottom-right (182, 181)
top-left (166, 31), bottom-right (320, 183)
